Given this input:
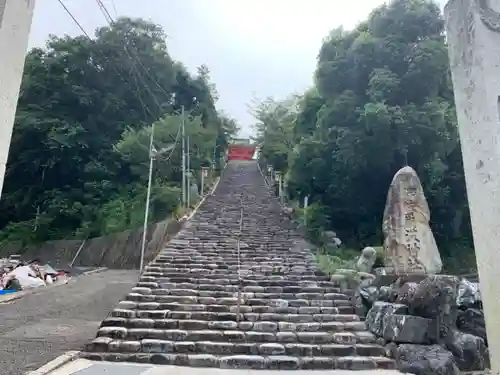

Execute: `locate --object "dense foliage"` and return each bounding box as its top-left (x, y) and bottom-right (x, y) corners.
top-left (254, 0), bottom-right (474, 270)
top-left (0, 17), bottom-right (238, 244)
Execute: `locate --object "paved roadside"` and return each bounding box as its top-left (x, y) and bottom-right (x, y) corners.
top-left (40, 359), bottom-right (407, 375)
top-left (0, 269), bottom-right (139, 375)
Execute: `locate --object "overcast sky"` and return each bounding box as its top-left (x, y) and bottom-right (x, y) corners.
top-left (28, 0), bottom-right (446, 136)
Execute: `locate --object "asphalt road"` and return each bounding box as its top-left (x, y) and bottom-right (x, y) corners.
top-left (0, 269), bottom-right (139, 375)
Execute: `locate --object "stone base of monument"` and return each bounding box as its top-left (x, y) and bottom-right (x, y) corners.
top-left (361, 274), bottom-right (490, 375)
top-left (370, 272), bottom-right (428, 288)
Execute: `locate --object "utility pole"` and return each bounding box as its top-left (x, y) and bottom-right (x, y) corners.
top-left (212, 144), bottom-right (217, 169)
top-left (139, 126), bottom-right (175, 272)
top-left (181, 106), bottom-right (186, 210)
top-left (140, 122), bottom-right (155, 273)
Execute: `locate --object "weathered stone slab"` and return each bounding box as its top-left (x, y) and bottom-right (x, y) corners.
top-left (445, 329), bottom-right (490, 371)
top-left (407, 275), bottom-right (459, 340)
top-left (365, 301), bottom-right (407, 337)
top-left (382, 314), bottom-right (436, 344)
top-left (396, 344), bottom-right (459, 375)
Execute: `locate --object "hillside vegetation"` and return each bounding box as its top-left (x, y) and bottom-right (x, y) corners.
top-left (253, 0), bottom-right (474, 271)
top-left (0, 17), bottom-right (237, 245)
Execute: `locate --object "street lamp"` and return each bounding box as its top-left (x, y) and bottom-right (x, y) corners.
top-left (139, 134), bottom-right (175, 272)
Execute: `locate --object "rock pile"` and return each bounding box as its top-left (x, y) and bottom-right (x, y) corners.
top-left (80, 162), bottom-right (396, 370)
top-left (363, 275), bottom-right (489, 375)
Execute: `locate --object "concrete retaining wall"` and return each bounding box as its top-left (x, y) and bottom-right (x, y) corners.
top-left (0, 219), bottom-right (182, 269)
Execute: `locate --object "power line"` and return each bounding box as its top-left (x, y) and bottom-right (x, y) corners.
top-left (94, 0), bottom-right (164, 118)
top-left (95, 0), bottom-right (114, 24)
top-left (109, 0), bottom-right (118, 17)
top-left (163, 118), bottom-right (183, 162)
top-left (56, 0), bottom-right (157, 123)
top-left (94, 0), bottom-right (183, 159)
top-left (56, 0), bottom-right (92, 40)
top-left (94, 0), bottom-right (175, 106)
top-left (95, 0), bottom-right (166, 97)
top-left (93, 0), bottom-right (181, 147)
top-left (57, 0), bottom-right (183, 156)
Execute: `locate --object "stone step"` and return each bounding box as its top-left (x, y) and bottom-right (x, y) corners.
top-left (110, 307), bottom-right (359, 322)
top-left (123, 293), bottom-right (353, 307)
top-left (163, 247), bottom-right (304, 251)
top-left (82, 163), bottom-right (397, 370)
top-left (148, 262), bottom-right (317, 269)
top-left (154, 257), bottom-right (315, 264)
top-left (159, 244), bottom-right (308, 248)
top-left (144, 268), bottom-right (321, 276)
top-left (138, 277), bottom-right (338, 288)
top-left (80, 351), bottom-right (396, 370)
top-left (129, 297), bottom-right (352, 312)
top-left (131, 290), bottom-right (349, 302)
top-left (122, 304), bottom-right (354, 317)
top-left (87, 337), bottom-right (384, 356)
top-left (123, 298), bottom-right (352, 310)
top-left (96, 327), bottom-right (373, 346)
top-left (157, 247), bottom-right (311, 251)
top-left (101, 317), bottom-right (369, 334)
top-left (158, 247), bottom-right (309, 250)
top-left (141, 272), bottom-right (330, 281)
top-left (175, 240), bottom-right (298, 244)
top-left (135, 284), bottom-right (346, 296)
top-left (131, 284), bottom-right (346, 295)
top-left (156, 255), bottom-right (315, 260)
top-left (157, 247), bottom-right (308, 251)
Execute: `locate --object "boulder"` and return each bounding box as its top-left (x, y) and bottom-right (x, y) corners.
top-left (396, 281), bottom-right (418, 304)
top-left (382, 166), bottom-right (442, 275)
top-left (377, 285), bottom-right (399, 303)
top-left (383, 314), bottom-right (437, 344)
top-left (457, 278), bottom-right (481, 307)
top-left (359, 285), bottom-right (379, 306)
top-left (445, 329), bottom-right (490, 371)
top-left (456, 308), bottom-right (487, 344)
top-left (396, 344), bottom-right (459, 375)
top-left (365, 301), bottom-right (407, 337)
top-left (407, 275), bottom-right (459, 341)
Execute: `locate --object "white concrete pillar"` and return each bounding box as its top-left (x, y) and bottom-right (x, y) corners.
top-left (445, 1), bottom-right (500, 373)
top-left (0, 0), bottom-right (36, 199)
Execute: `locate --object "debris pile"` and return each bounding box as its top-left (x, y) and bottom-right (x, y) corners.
top-left (0, 255), bottom-right (69, 293)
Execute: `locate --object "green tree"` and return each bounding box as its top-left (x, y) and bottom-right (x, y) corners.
top-left (0, 17), bottom-right (237, 245)
top-left (254, 0), bottom-right (473, 268)
top-left (252, 96), bottom-right (298, 173)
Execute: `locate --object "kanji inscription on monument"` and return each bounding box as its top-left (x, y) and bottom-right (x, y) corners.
top-left (382, 166), bottom-right (442, 275)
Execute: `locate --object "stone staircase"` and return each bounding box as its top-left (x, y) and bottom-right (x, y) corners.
top-left (82, 162), bottom-right (395, 370)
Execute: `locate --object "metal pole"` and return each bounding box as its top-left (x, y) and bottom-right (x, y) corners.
top-left (140, 123), bottom-right (155, 272)
top-left (181, 106), bottom-right (186, 209)
top-left (69, 239), bottom-right (87, 268)
top-left (279, 174), bottom-right (283, 204)
top-left (187, 136), bottom-right (191, 207)
top-left (201, 168), bottom-right (205, 196)
top-left (304, 196), bottom-right (309, 227)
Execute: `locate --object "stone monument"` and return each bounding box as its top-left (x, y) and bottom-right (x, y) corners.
top-left (445, 0), bottom-right (500, 372)
top-left (382, 166), bottom-right (442, 275)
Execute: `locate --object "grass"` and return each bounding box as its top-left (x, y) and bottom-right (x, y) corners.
top-left (315, 248), bottom-right (357, 277)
